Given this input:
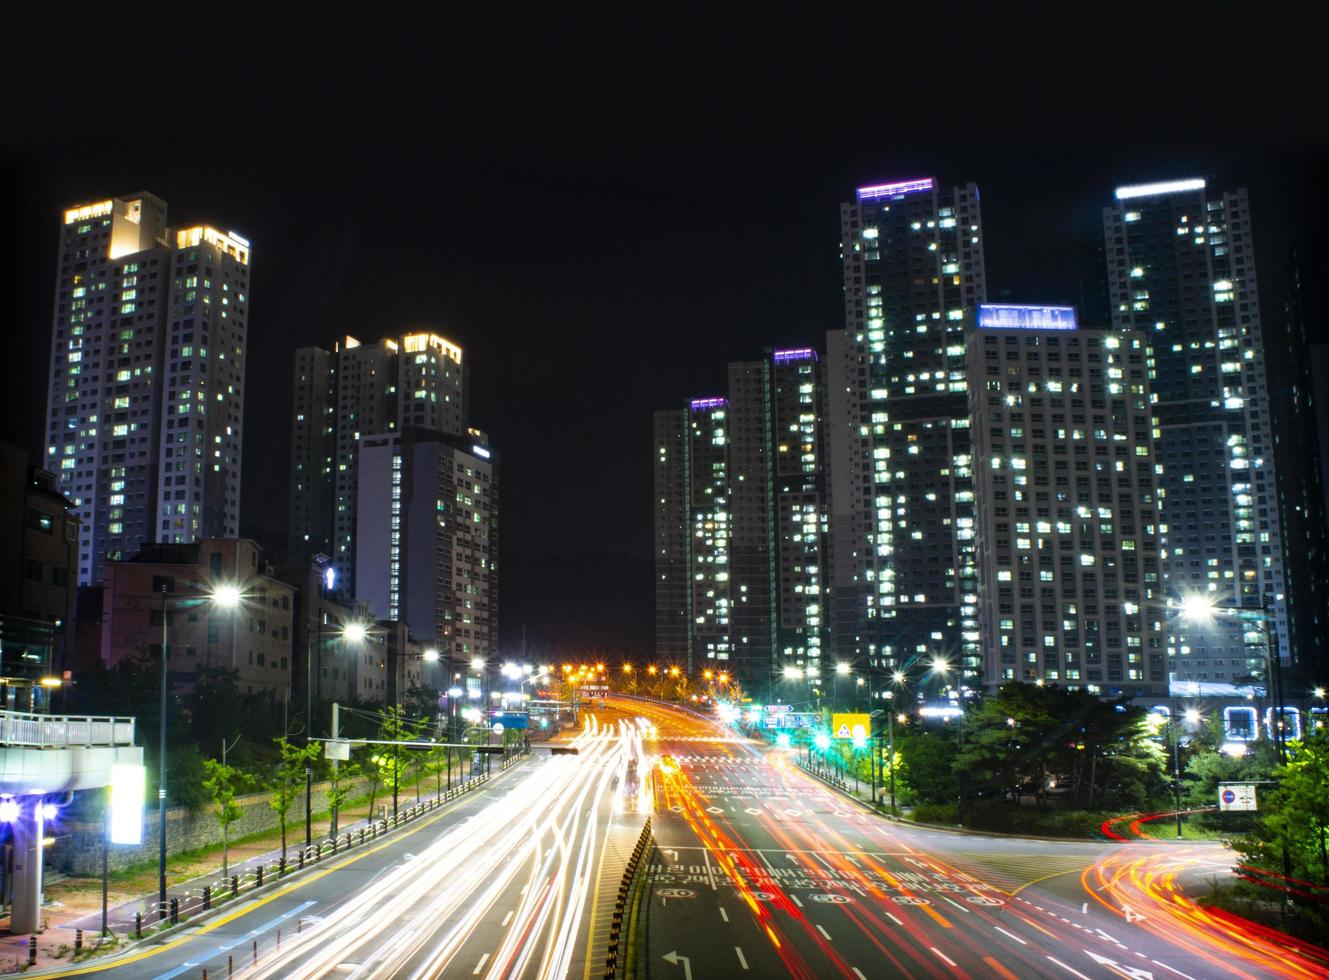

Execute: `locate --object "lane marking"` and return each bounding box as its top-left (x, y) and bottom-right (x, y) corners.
top-left (994, 926), bottom-right (1027, 945)
top-left (790, 894), bottom-right (803, 908)
top-left (473, 952), bottom-right (491, 974)
top-left (719, 906), bottom-right (729, 922)
top-left (816, 924), bottom-right (831, 940)
top-left (931, 946), bottom-right (958, 968)
top-left (734, 947), bottom-right (748, 970)
top-left (1046, 956), bottom-right (1093, 979)
top-left (940, 896), bottom-right (969, 912)
top-left (852, 970), bottom-right (867, 980)
top-left (501, 910), bottom-right (513, 927)
top-left (886, 912), bottom-right (904, 925)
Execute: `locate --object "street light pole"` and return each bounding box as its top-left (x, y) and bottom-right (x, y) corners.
top-left (1171, 704), bottom-right (1183, 838)
top-left (158, 586), bottom-right (169, 920)
top-left (305, 609), bottom-right (322, 850)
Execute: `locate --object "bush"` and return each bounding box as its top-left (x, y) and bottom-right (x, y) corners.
top-left (909, 803), bottom-right (959, 824)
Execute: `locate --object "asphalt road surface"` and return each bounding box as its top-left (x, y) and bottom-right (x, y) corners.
top-left (32, 712), bottom-right (649, 980)
top-left (621, 695), bottom-right (1329, 980)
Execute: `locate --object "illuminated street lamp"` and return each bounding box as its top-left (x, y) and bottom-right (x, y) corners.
top-left (158, 582), bottom-right (242, 919)
top-left (306, 617), bottom-right (371, 847)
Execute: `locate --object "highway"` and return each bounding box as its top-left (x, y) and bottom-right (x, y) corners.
top-left (622, 695), bottom-right (1329, 980)
top-left (35, 714), bottom-right (650, 980)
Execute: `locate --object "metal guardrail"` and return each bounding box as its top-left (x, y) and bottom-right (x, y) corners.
top-left (0, 710), bottom-right (135, 748)
top-left (604, 818), bottom-right (653, 978)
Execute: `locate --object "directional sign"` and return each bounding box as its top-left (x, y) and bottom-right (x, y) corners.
top-left (490, 712), bottom-right (529, 729)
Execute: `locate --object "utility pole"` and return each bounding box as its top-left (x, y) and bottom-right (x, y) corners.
top-left (330, 703), bottom-right (341, 835)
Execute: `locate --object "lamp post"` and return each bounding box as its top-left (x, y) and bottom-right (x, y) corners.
top-left (305, 617), bottom-right (368, 848)
top-left (157, 582), bottom-right (241, 919)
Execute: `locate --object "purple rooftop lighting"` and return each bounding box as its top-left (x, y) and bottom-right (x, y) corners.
top-left (977, 304), bottom-right (1078, 331)
top-left (689, 397), bottom-right (727, 410)
top-left (856, 178), bottom-right (934, 201)
top-left (772, 348), bottom-right (817, 363)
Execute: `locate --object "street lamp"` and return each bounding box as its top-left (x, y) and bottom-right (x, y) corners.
top-left (306, 617), bottom-right (370, 848)
top-left (158, 582), bottom-right (241, 919)
top-left (1177, 592), bottom-right (1286, 762)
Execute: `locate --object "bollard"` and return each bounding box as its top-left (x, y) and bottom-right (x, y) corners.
top-left (299, 851), bottom-right (305, 869)
top-left (135, 912), bottom-right (143, 938)
top-left (331, 836), bottom-right (337, 855)
top-left (171, 897), bottom-right (179, 924)
top-left (28, 936), bottom-right (37, 966)
top-left (257, 865), bottom-right (264, 887)
top-left (203, 885), bottom-right (211, 910)
top-left (228, 954), bottom-right (233, 977)
top-left (277, 928), bottom-right (281, 949)
top-left (252, 939), bottom-right (257, 964)
top-left (279, 857), bottom-right (286, 877)
top-left (232, 874), bottom-right (239, 897)
top-left (359, 829), bottom-right (365, 845)
top-left (203, 970), bottom-right (208, 979)
top-left (75, 929), bottom-right (83, 951)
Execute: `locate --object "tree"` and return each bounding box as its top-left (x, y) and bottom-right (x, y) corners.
top-left (202, 757), bottom-right (252, 877)
top-left (370, 706), bottom-right (423, 818)
top-left (326, 759), bottom-right (361, 836)
top-left (271, 736), bottom-right (320, 863)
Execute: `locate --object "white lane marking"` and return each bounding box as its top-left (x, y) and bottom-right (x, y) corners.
top-left (941, 896), bottom-right (969, 912)
top-left (1152, 960), bottom-right (1198, 980)
top-left (719, 906), bottom-right (729, 922)
top-left (735, 947), bottom-right (749, 970)
top-left (994, 926), bottom-right (1027, 945)
top-left (790, 894), bottom-right (804, 908)
top-left (1081, 902), bottom-right (1088, 913)
top-left (886, 912), bottom-right (904, 925)
top-left (501, 910), bottom-right (513, 927)
top-left (1046, 956), bottom-right (1093, 979)
top-left (852, 970), bottom-right (867, 980)
top-left (473, 952), bottom-right (490, 975)
top-left (931, 947), bottom-right (958, 968)
top-left (816, 924), bottom-right (831, 940)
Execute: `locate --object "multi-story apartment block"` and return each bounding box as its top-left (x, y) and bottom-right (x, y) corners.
top-left (968, 305), bottom-right (1167, 697)
top-left (44, 194), bottom-right (250, 585)
top-left (828, 178), bottom-right (986, 686)
top-left (288, 332), bottom-right (466, 595)
top-left (356, 426), bottom-right (499, 667)
top-left (100, 539), bottom-right (293, 699)
top-left (653, 349), bottom-right (832, 690)
top-left (1104, 179), bottom-right (1288, 684)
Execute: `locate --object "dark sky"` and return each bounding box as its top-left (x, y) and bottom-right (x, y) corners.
top-left (6, 8), bottom-right (1327, 651)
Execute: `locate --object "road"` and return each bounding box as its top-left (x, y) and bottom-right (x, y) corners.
top-left (623, 695), bottom-right (1329, 980)
top-left (34, 712), bottom-right (651, 980)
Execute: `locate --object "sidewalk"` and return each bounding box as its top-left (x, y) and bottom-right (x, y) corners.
top-left (0, 761), bottom-right (502, 973)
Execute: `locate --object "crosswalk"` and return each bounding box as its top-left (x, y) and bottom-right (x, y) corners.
top-left (665, 755), bottom-right (766, 766)
top-left (943, 851), bottom-right (1095, 894)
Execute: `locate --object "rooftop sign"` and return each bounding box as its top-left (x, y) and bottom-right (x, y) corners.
top-left (1113, 178), bottom-right (1206, 201)
top-left (689, 397), bottom-right (727, 411)
top-left (856, 178), bottom-right (934, 201)
top-left (772, 348), bottom-right (816, 363)
top-left (977, 304), bottom-right (1077, 331)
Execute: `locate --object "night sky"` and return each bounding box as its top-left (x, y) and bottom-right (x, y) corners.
top-left (7, 8), bottom-right (1327, 654)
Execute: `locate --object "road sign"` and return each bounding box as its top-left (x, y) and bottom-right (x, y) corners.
top-left (1219, 782), bottom-right (1257, 811)
top-left (832, 712), bottom-right (871, 740)
top-left (490, 712), bottom-right (529, 729)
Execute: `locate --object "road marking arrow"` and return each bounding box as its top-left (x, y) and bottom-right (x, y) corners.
top-left (1086, 950), bottom-right (1154, 978)
top-left (663, 950), bottom-right (693, 980)
top-left (1120, 904), bottom-right (1147, 923)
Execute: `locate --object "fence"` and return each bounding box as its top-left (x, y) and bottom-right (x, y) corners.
top-left (0, 711), bottom-right (135, 748)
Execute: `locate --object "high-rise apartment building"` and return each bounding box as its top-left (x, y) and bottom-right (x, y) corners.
top-left (653, 349), bottom-right (831, 690)
top-left (828, 178), bottom-right (986, 686)
top-left (1104, 179), bottom-right (1288, 683)
top-left (356, 426), bottom-right (499, 665)
top-left (45, 194), bottom-right (251, 585)
top-left (288, 332), bottom-right (466, 596)
top-left (968, 305), bottom-right (1167, 696)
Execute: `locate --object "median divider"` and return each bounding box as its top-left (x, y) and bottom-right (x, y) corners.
top-left (603, 817), bottom-right (653, 979)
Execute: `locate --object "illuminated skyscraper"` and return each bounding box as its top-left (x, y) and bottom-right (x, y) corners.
top-left (44, 194), bottom-right (251, 585)
top-left (967, 305), bottom-right (1167, 696)
top-left (653, 348), bottom-right (831, 691)
top-left (1103, 180), bottom-right (1288, 683)
top-left (827, 178), bottom-right (986, 687)
top-left (288, 332), bottom-right (466, 596)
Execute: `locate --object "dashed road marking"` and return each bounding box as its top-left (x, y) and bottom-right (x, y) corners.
top-left (994, 926), bottom-right (1027, 945)
top-left (473, 952), bottom-right (490, 975)
top-left (735, 947), bottom-right (748, 970)
top-left (931, 946), bottom-right (958, 968)
top-left (816, 924), bottom-right (831, 940)
top-left (1046, 955), bottom-right (1092, 979)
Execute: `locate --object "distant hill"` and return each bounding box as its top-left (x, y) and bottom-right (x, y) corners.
top-left (499, 552), bottom-right (653, 659)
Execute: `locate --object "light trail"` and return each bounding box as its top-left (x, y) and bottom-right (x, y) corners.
top-left (241, 715), bottom-right (646, 979)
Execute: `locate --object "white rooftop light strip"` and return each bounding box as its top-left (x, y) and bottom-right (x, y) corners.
top-left (1114, 178), bottom-right (1206, 201)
